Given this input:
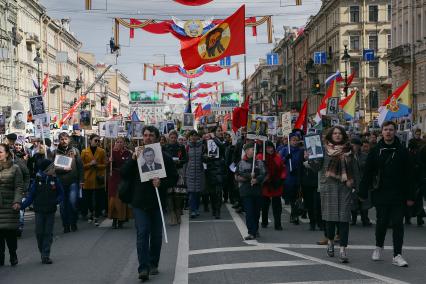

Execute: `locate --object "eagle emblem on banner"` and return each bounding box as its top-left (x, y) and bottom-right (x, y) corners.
top-left (198, 23), bottom-right (231, 59)
top-left (172, 17), bottom-right (215, 38)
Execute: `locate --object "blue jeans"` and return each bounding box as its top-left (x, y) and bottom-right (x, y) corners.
top-left (242, 196), bottom-right (262, 236)
top-left (133, 208), bottom-right (163, 273)
top-left (189, 192), bottom-right (200, 214)
top-left (60, 183), bottom-right (79, 227)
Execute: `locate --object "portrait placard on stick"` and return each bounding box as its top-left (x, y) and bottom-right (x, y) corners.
top-left (9, 109), bottom-right (26, 134)
top-left (304, 134), bottom-right (324, 160)
top-left (0, 114), bottom-right (5, 134)
top-left (132, 121), bottom-right (144, 139)
top-left (98, 122), bottom-right (106, 137)
top-left (29, 95), bottom-right (46, 119)
top-left (105, 121), bottom-right (119, 138)
top-left (80, 110), bottom-right (92, 130)
top-left (136, 143), bottom-right (167, 183)
top-left (206, 114), bottom-right (216, 127)
top-left (182, 113), bottom-right (195, 130)
top-left (326, 97), bottom-right (340, 115)
top-left (54, 155), bottom-right (72, 169)
top-left (207, 139), bottom-right (219, 158)
top-left (281, 112), bottom-right (292, 136)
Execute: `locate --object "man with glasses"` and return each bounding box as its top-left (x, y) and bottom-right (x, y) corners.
top-left (53, 132), bottom-right (83, 233)
top-left (80, 134), bottom-right (106, 226)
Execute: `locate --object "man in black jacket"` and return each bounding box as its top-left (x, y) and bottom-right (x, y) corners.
top-left (359, 121), bottom-right (415, 267)
top-left (121, 126), bottom-right (177, 281)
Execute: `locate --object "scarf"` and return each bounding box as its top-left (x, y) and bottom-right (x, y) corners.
top-left (325, 142), bottom-right (353, 185)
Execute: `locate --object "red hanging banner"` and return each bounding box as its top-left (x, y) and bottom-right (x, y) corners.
top-left (173, 0), bottom-right (213, 6)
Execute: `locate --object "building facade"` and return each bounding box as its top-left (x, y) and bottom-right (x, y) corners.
top-left (390, 0), bottom-right (426, 131)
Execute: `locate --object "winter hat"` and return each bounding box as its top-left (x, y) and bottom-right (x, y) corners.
top-left (265, 140), bottom-right (275, 149)
top-left (6, 133), bottom-right (17, 141)
top-left (37, 159), bottom-right (52, 172)
top-left (73, 124), bottom-right (81, 131)
top-left (243, 142), bottom-right (255, 151)
top-left (289, 132), bottom-right (301, 140)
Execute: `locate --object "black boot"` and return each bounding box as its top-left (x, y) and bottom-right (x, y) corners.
top-left (63, 225), bottom-right (71, 233)
top-left (10, 252), bottom-right (18, 266)
top-left (0, 253), bottom-right (4, 266)
top-left (112, 219), bottom-right (118, 229)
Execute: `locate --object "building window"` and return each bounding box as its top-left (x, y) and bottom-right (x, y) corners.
top-left (350, 61), bottom-right (360, 78)
top-left (369, 61), bottom-right (379, 78)
top-left (350, 35), bottom-right (360, 50)
top-left (387, 34), bottom-right (391, 49)
top-left (387, 4), bottom-right (392, 21)
top-left (369, 35), bottom-right (378, 50)
top-left (369, 5), bottom-right (378, 22)
top-left (350, 6), bottom-right (360, 23)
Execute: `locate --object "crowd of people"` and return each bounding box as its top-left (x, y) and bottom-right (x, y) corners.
top-left (0, 121), bottom-right (425, 282)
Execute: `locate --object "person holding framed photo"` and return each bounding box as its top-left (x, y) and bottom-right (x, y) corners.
top-left (309, 126), bottom-right (356, 263)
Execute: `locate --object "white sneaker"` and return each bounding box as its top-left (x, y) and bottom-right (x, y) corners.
top-left (372, 247), bottom-right (383, 261)
top-left (392, 254), bottom-right (408, 267)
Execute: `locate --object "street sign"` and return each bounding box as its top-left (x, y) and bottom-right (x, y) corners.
top-left (363, 49), bottom-right (375, 61)
top-left (220, 56), bottom-right (231, 67)
top-left (314, 52), bottom-right (326, 64)
top-left (267, 53), bottom-right (279, 65)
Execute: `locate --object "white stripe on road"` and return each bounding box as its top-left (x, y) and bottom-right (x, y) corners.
top-left (188, 260), bottom-right (319, 274)
top-left (226, 203), bottom-right (411, 284)
top-left (282, 205), bottom-right (309, 224)
top-left (173, 212), bottom-right (189, 284)
top-left (99, 219), bottom-right (113, 228)
top-left (190, 246), bottom-right (267, 255)
top-left (271, 279), bottom-right (388, 284)
top-left (271, 247), bottom-right (410, 284)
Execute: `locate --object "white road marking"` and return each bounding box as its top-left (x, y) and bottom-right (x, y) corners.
top-left (190, 246), bottom-right (266, 255)
top-left (173, 212), bottom-right (189, 284)
top-left (282, 205), bottom-right (309, 224)
top-left (226, 203), bottom-right (411, 284)
top-left (271, 247), bottom-right (410, 284)
top-left (99, 219), bottom-right (113, 228)
top-left (226, 203), bottom-right (249, 240)
top-left (271, 279), bottom-right (388, 284)
top-left (188, 260), bottom-right (319, 274)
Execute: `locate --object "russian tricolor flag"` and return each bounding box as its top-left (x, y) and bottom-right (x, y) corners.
top-left (325, 70), bottom-right (343, 85)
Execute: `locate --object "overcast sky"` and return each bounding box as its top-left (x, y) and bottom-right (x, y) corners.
top-left (39, 0), bottom-right (321, 97)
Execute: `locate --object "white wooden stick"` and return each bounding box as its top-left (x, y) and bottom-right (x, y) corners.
top-left (288, 135), bottom-right (292, 172)
top-left (155, 187), bottom-right (168, 243)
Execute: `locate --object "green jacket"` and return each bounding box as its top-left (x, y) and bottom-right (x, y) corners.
top-left (0, 160), bottom-right (24, 230)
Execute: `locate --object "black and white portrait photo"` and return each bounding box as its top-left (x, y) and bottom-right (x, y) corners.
top-left (207, 139), bottom-right (219, 158)
top-left (137, 143), bottom-right (167, 183)
top-left (98, 122), bottom-right (106, 137)
top-left (132, 121), bottom-right (144, 139)
top-left (0, 114), bottom-right (5, 134)
top-left (105, 121), bottom-right (119, 138)
top-left (206, 114), bottom-right (216, 127)
top-left (326, 97), bottom-right (340, 115)
top-left (80, 110), bottom-right (92, 130)
top-left (54, 154), bottom-right (73, 169)
top-left (10, 110), bottom-right (26, 132)
top-left (182, 113), bottom-right (194, 130)
top-left (29, 95), bottom-right (46, 119)
top-left (304, 134), bottom-right (324, 160)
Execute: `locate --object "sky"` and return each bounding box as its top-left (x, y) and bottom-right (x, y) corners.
top-left (39, 0), bottom-right (321, 102)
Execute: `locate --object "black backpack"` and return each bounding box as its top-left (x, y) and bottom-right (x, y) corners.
top-left (33, 177), bottom-right (58, 213)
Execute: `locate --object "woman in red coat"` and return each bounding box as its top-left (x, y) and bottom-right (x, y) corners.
top-left (108, 137), bottom-right (132, 229)
top-left (257, 141), bottom-right (287, 230)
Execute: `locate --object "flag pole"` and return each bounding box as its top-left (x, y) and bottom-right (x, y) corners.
top-left (155, 187), bottom-right (168, 243)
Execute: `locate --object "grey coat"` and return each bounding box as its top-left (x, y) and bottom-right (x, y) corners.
top-left (312, 153), bottom-right (355, 222)
top-left (186, 141), bottom-right (205, 193)
top-left (236, 158), bottom-right (266, 197)
top-left (0, 161), bottom-right (24, 230)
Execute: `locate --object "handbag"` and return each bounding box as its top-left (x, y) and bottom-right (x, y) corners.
top-left (118, 180), bottom-right (133, 204)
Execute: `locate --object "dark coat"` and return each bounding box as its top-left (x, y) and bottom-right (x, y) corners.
top-left (186, 141), bottom-right (205, 193)
top-left (121, 151), bottom-right (178, 211)
top-left (0, 161), bottom-right (24, 230)
top-left (359, 138), bottom-right (414, 205)
top-left (53, 145), bottom-right (83, 187)
top-left (164, 143), bottom-right (188, 169)
top-left (203, 137), bottom-right (226, 185)
top-left (236, 157), bottom-right (266, 197)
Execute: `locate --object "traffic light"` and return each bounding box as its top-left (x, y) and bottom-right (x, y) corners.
top-left (100, 96), bottom-right (106, 107)
top-left (312, 79), bottom-right (320, 94)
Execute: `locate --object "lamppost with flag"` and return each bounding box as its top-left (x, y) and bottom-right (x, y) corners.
top-left (341, 40), bottom-right (351, 97)
top-left (33, 44), bottom-right (43, 95)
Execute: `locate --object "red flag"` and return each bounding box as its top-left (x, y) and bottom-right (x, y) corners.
top-left (180, 5), bottom-right (246, 70)
top-left (42, 73), bottom-right (49, 95)
top-left (294, 98), bottom-right (308, 132)
top-left (232, 96), bottom-right (250, 133)
top-left (173, 0), bottom-right (212, 5)
top-left (277, 97), bottom-right (282, 109)
top-left (130, 18), bottom-right (137, 39)
top-left (194, 103), bottom-right (203, 119)
top-left (346, 72), bottom-right (355, 86)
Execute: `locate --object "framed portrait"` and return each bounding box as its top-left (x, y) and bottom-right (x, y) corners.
top-left (80, 110), bottom-right (92, 130)
top-left (264, 116), bottom-right (277, 135)
top-left (105, 121), bottom-right (119, 138)
top-left (132, 121), bottom-right (144, 139)
top-left (9, 109), bottom-right (26, 134)
top-left (326, 97), bottom-right (340, 115)
top-left (207, 139), bottom-right (219, 158)
top-left (182, 113), bottom-right (194, 130)
top-left (29, 95), bottom-right (46, 119)
top-left (304, 134), bottom-right (324, 160)
top-left (98, 122), bottom-right (106, 137)
top-left (257, 121), bottom-right (268, 141)
top-left (136, 143), bottom-right (167, 183)
top-left (0, 114), bottom-right (5, 134)
top-left (281, 112), bottom-right (292, 136)
top-left (54, 154), bottom-right (73, 169)
top-left (206, 114), bottom-right (216, 127)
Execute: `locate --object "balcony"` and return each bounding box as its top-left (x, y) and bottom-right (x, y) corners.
top-left (25, 32), bottom-right (40, 45)
top-left (389, 44), bottom-right (411, 66)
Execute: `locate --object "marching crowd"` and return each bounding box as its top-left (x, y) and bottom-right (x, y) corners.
top-left (0, 121), bottom-right (425, 282)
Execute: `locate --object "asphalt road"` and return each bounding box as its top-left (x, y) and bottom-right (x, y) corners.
top-left (1, 204), bottom-right (425, 284)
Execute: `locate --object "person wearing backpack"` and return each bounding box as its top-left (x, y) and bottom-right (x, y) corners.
top-left (21, 159), bottom-right (64, 264)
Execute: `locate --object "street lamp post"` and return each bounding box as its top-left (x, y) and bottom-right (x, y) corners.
top-left (33, 44), bottom-right (43, 95)
top-left (341, 40), bottom-right (351, 97)
top-left (297, 67), bottom-right (302, 110)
